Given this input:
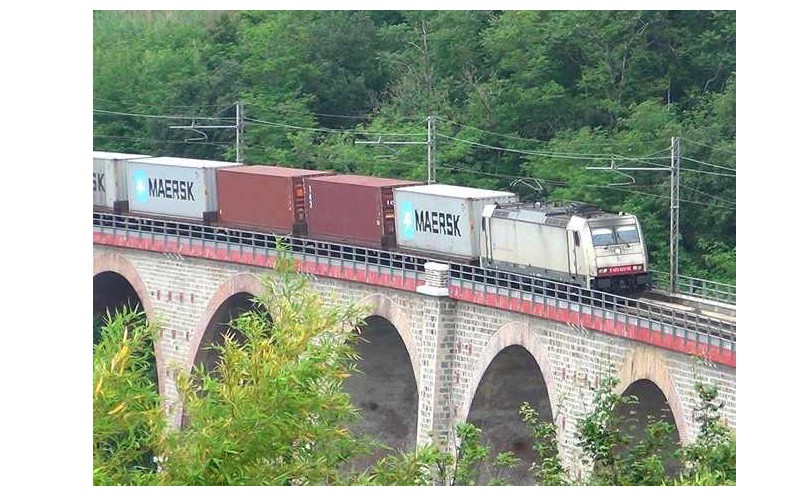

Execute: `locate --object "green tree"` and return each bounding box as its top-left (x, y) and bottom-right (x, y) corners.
top-left (675, 383), bottom-right (736, 485)
top-left (158, 259), bottom-right (370, 485)
top-left (93, 253), bottom-right (374, 485)
top-left (93, 306), bottom-right (163, 486)
top-left (519, 402), bottom-right (569, 485)
top-left (574, 376), bottom-right (677, 485)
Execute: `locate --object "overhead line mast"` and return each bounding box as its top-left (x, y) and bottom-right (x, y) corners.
top-left (356, 115), bottom-right (437, 184)
top-left (587, 136), bottom-right (681, 293)
top-left (670, 136), bottom-right (680, 293)
top-left (169, 100), bottom-right (244, 163)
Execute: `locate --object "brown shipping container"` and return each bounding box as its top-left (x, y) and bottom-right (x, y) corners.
top-left (306, 174), bottom-right (422, 248)
top-left (216, 165), bottom-right (333, 235)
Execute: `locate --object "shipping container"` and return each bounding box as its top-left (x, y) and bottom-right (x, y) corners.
top-left (216, 165), bottom-right (333, 235)
top-left (93, 151), bottom-right (151, 212)
top-left (393, 184), bottom-right (518, 261)
top-left (126, 156), bottom-right (241, 222)
top-left (305, 174), bottom-right (422, 248)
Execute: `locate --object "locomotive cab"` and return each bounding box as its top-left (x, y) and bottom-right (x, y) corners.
top-left (581, 216), bottom-right (649, 292)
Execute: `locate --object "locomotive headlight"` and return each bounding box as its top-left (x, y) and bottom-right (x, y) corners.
top-left (614, 248), bottom-right (621, 255)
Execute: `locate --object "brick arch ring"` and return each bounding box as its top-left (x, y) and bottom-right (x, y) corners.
top-left (187, 272), bottom-right (264, 372)
top-left (355, 293), bottom-right (420, 389)
top-left (458, 321), bottom-right (558, 425)
top-left (93, 251), bottom-right (165, 396)
top-left (615, 346), bottom-right (687, 443)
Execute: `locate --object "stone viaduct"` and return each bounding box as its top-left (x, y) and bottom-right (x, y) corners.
top-left (93, 227), bottom-right (735, 483)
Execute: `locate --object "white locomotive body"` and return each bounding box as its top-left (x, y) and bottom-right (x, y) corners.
top-left (480, 201), bottom-right (649, 292)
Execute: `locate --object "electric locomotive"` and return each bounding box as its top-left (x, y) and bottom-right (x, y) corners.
top-left (480, 201), bottom-right (649, 292)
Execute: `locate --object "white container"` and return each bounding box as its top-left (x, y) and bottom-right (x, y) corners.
top-left (126, 156), bottom-right (241, 221)
top-left (93, 151), bottom-right (151, 211)
top-left (394, 184), bottom-right (518, 260)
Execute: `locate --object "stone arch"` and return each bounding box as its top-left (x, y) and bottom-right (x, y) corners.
top-left (171, 272), bottom-right (264, 427)
top-left (92, 251), bottom-right (164, 395)
top-left (342, 292), bottom-right (420, 471)
top-left (354, 293), bottom-right (419, 385)
top-left (460, 320), bottom-right (558, 423)
top-left (461, 320), bottom-right (558, 485)
top-left (616, 346), bottom-right (686, 443)
top-left (93, 251), bottom-right (155, 320)
top-left (187, 272), bottom-right (264, 371)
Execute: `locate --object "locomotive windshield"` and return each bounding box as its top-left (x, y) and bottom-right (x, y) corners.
top-left (616, 225), bottom-right (640, 244)
top-left (591, 228), bottom-right (616, 246)
top-left (592, 225), bottom-right (641, 246)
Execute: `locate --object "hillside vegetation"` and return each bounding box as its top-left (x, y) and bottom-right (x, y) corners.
top-left (93, 10), bottom-right (736, 283)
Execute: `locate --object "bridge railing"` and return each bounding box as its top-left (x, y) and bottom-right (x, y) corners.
top-left (650, 270), bottom-right (736, 306)
top-left (451, 263), bottom-right (735, 352)
top-left (92, 211), bottom-right (427, 286)
top-left (94, 212), bottom-right (735, 356)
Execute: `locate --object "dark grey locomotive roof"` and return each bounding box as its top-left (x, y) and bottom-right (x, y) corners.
top-left (490, 201), bottom-right (624, 228)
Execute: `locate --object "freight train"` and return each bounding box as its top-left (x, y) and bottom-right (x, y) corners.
top-left (93, 152), bottom-right (649, 293)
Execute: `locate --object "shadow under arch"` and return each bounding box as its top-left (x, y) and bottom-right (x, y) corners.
top-left (342, 293), bottom-right (420, 472)
top-left (616, 347), bottom-right (685, 476)
top-left (615, 346), bottom-right (686, 443)
top-left (462, 321), bottom-right (557, 485)
top-left (176, 273), bottom-right (265, 427)
top-left (93, 251), bottom-right (156, 324)
top-left (345, 315), bottom-right (419, 450)
top-left (353, 293), bottom-right (419, 383)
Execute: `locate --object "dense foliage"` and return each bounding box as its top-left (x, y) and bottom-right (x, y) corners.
top-left (93, 10), bottom-right (735, 283)
top-left (93, 307), bottom-right (163, 485)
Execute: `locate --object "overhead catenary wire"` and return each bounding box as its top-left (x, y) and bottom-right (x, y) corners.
top-left (681, 185), bottom-right (736, 207)
top-left (681, 156), bottom-right (736, 172)
top-left (94, 105), bottom-right (427, 139)
top-left (596, 185), bottom-right (731, 209)
top-left (681, 168), bottom-right (736, 178)
top-left (94, 103), bottom-right (737, 186)
top-left (93, 134), bottom-right (233, 147)
top-left (241, 99), bottom-right (429, 123)
top-left (95, 105), bottom-right (727, 172)
top-left (94, 108), bottom-right (235, 122)
top-left (434, 163), bottom-right (731, 210)
top-left (93, 98), bottom-right (428, 123)
top-left (436, 132), bottom-right (673, 169)
top-left (436, 132), bottom-right (614, 160)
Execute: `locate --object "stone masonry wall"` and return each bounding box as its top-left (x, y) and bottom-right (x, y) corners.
top-left (93, 245), bottom-right (736, 475)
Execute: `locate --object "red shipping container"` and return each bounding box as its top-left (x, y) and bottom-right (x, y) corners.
top-left (305, 174), bottom-right (422, 248)
top-left (216, 165), bottom-right (333, 235)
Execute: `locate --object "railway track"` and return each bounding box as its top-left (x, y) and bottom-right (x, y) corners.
top-left (637, 290), bottom-right (735, 320)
